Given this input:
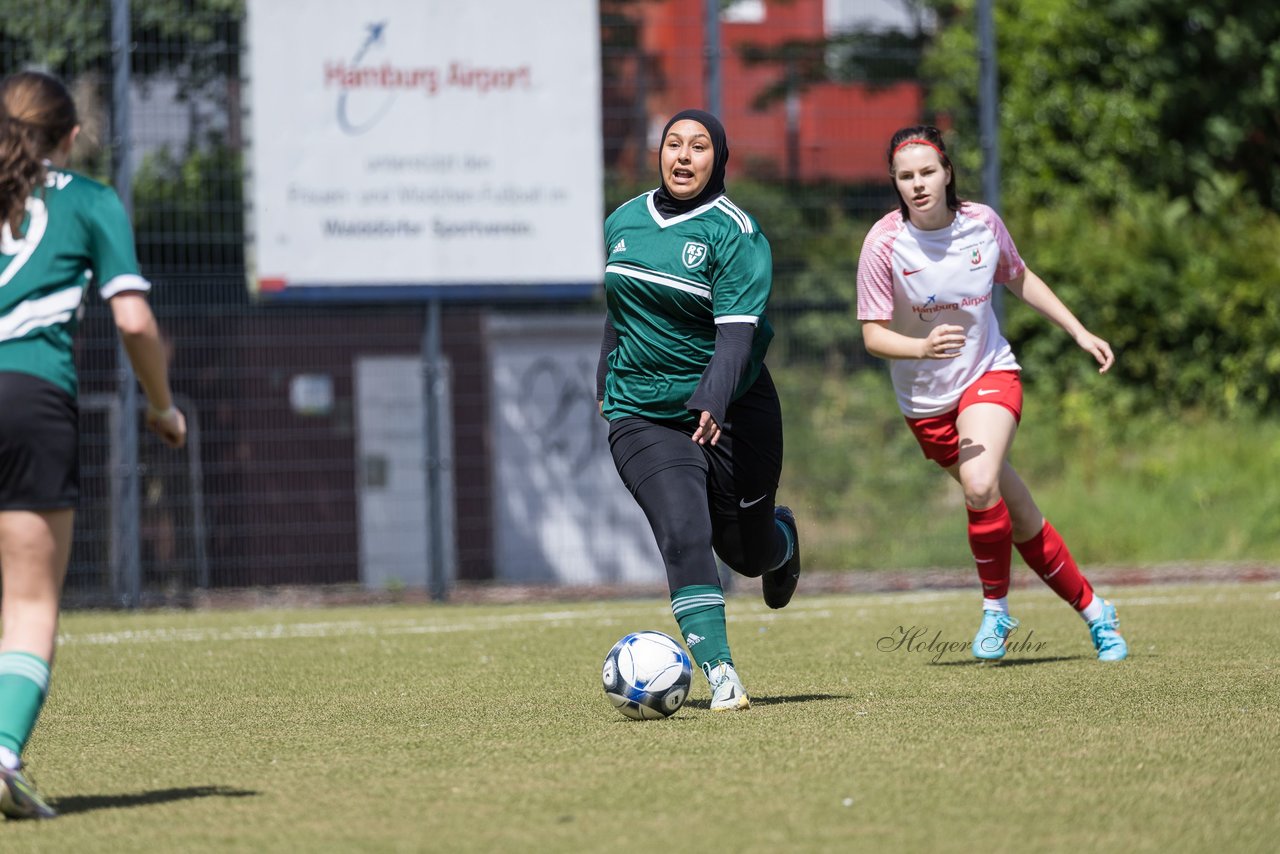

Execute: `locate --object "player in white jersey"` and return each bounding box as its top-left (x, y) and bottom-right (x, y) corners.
top-left (597, 110), bottom-right (802, 711)
top-left (0, 72), bottom-right (186, 819)
top-left (856, 125), bottom-right (1127, 662)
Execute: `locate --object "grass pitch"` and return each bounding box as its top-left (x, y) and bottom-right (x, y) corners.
top-left (4, 582), bottom-right (1277, 852)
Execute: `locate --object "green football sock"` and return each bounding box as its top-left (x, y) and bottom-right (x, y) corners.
top-left (0, 652), bottom-right (51, 755)
top-left (670, 584), bottom-right (733, 670)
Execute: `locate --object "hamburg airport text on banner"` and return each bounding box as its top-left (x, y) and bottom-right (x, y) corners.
top-left (245, 0), bottom-right (603, 300)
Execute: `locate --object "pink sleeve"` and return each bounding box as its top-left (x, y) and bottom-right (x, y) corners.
top-left (856, 214), bottom-right (900, 320)
top-left (970, 205), bottom-right (1026, 283)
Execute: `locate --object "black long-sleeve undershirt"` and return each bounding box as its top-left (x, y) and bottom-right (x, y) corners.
top-left (684, 322), bottom-right (754, 426)
top-left (596, 314), bottom-right (618, 403)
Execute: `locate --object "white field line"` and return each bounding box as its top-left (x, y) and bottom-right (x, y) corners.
top-left (55, 592), bottom-right (964, 647)
top-left (57, 585), bottom-right (1278, 647)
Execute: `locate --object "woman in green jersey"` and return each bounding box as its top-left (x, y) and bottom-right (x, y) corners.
top-left (597, 109), bottom-right (800, 711)
top-left (0, 71), bottom-right (186, 819)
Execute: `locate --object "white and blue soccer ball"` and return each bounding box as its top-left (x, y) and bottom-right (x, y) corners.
top-left (602, 631), bottom-right (693, 720)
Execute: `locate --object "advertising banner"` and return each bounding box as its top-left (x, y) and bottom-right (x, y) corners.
top-left (245, 0), bottom-right (603, 299)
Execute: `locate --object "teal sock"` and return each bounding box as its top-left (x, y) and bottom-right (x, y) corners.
top-left (671, 584), bottom-right (733, 670)
top-left (0, 652), bottom-right (51, 755)
top-left (769, 518), bottom-right (796, 571)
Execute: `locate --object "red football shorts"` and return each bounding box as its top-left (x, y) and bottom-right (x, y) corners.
top-left (905, 370), bottom-right (1023, 468)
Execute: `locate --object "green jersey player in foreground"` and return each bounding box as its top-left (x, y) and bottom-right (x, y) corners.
top-left (597, 109), bottom-right (801, 711)
top-left (0, 71), bottom-right (186, 819)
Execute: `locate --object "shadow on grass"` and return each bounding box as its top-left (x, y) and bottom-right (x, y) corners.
top-left (927, 655), bottom-right (1087, 667)
top-left (685, 692), bottom-right (851, 710)
top-left (52, 785), bottom-right (259, 816)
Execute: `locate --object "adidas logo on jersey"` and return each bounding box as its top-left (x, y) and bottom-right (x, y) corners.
top-left (610, 238), bottom-right (627, 255)
top-left (685, 633), bottom-right (705, 647)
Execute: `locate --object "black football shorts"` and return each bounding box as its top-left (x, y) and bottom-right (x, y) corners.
top-left (0, 371), bottom-right (79, 510)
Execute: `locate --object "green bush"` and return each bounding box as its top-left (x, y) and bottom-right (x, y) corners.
top-left (132, 141), bottom-right (244, 286)
top-left (1005, 187), bottom-right (1280, 417)
top-left (772, 362), bottom-right (1280, 570)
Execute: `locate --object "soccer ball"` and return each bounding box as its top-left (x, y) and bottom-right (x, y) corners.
top-left (602, 631), bottom-right (693, 720)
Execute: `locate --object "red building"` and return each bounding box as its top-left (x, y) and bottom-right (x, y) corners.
top-left (605, 0), bottom-right (923, 183)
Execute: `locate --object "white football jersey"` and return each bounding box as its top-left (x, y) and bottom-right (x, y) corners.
top-left (856, 203), bottom-right (1024, 417)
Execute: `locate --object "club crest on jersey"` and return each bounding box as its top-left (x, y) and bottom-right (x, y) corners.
top-left (682, 241), bottom-right (708, 270)
top-left (970, 248), bottom-right (982, 265)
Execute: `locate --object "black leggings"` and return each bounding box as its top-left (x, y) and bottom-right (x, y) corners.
top-left (608, 368), bottom-right (786, 592)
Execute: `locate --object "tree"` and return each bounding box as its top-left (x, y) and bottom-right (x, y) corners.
top-left (923, 0), bottom-right (1280, 213)
top-left (0, 0), bottom-right (242, 82)
top-left (919, 0), bottom-right (1280, 415)
top-left (0, 0), bottom-right (243, 180)
top-left (738, 28), bottom-right (928, 111)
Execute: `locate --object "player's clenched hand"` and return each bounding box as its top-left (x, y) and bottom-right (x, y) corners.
top-left (921, 324), bottom-right (966, 359)
top-left (691, 410), bottom-right (721, 446)
top-left (146, 406), bottom-right (187, 449)
top-left (1075, 330), bottom-right (1115, 374)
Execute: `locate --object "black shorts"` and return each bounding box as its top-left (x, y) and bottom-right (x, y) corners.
top-left (0, 371), bottom-right (79, 510)
top-left (608, 365), bottom-right (783, 520)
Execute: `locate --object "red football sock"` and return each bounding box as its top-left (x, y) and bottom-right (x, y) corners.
top-left (1016, 520), bottom-right (1094, 610)
top-left (967, 500), bottom-right (1012, 601)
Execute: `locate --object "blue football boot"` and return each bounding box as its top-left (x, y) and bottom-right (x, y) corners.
top-left (1088, 599), bottom-right (1128, 661)
top-left (971, 610), bottom-right (1019, 660)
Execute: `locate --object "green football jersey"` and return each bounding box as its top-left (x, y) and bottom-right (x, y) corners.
top-left (0, 166), bottom-right (148, 397)
top-left (602, 191), bottom-right (775, 425)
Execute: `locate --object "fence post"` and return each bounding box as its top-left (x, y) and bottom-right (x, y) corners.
top-left (110, 0), bottom-right (142, 607)
top-left (423, 300), bottom-right (449, 601)
top-left (977, 0), bottom-right (1004, 322)
top-left (704, 0), bottom-right (734, 593)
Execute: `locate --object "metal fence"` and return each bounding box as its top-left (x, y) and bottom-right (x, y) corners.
top-left (1, 1), bottom-right (942, 603)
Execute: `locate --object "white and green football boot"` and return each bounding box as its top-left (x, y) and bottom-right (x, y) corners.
top-left (704, 662), bottom-right (750, 711)
top-left (0, 763), bottom-right (57, 820)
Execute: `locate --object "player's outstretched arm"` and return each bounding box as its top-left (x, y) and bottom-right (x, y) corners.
top-left (109, 292), bottom-right (187, 448)
top-left (1004, 269), bottom-right (1114, 373)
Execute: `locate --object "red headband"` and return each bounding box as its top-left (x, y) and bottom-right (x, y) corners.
top-left (892, 138), bottom-right (945, 159)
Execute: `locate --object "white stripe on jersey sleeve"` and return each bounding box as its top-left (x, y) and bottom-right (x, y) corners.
top-left (715, 198), bottom-right (753, 233)
top-left (0, 285), bottom-right (84, 342)
top-left (605, 263), bottom-right (711, 299)
top-left (715, 314), bottom-right (759, 326)
top-left (99, 273), bottom-right (152, 299)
